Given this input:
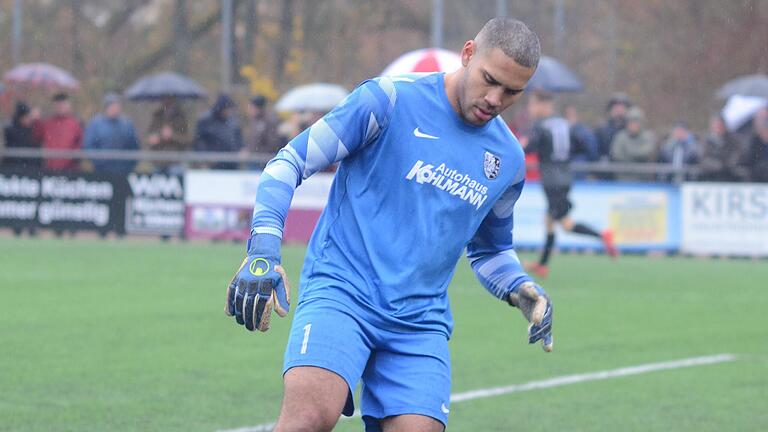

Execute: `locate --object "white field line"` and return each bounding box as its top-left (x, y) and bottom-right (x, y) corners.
top-left (217, 353), bottom-right (736, 432)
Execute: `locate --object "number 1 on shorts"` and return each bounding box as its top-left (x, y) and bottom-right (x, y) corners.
top-left (300, 323), bottom-right (312, 354)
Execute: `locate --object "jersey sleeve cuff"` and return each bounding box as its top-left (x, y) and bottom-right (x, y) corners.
top-left (251, 226), bottom-right (283, 238)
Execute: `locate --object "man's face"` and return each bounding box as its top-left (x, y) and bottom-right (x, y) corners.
top-left (709, 117), bottom-right (725, 136)
top-left (105, 102), bottom-right (122, 118)
top-left (755, 109), bottom-right (768, 141)
top-left (161, 96), bottom-right (175, 107)
top-left (672, 125), bottom-right (688, 141)
top-left (54, 100), bottom-right (71, 116)
top-left (564, 105), bottom-right (578, 124)
top-left (526, 97), bottom-right (540, 119)
top-left (526, 95), bottom-right (553, 120)
top-left (627, 119), bottom-right (642, 134)
top-left (456, 41), bottom-right (535, 126)
top-left (247, 103), bottom-right (261, 118)
top-left (20, 113), bottom-right (34, 127)
top-left (754, 113), bottom-right (768, 143)
top-left (610, 103), bottom-right (627, 119)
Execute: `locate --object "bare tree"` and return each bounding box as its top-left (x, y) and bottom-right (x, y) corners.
top-left (243, 0), bottom-right (259, 68)
top-left (173, 0), bottom-right (190, 74)
top-left (70, 0), bottom-right (84, 76)
top-left (274, 0), bottom-right (295, 79)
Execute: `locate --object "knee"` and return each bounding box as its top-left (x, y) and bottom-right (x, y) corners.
top-left (380, 414), bottom-right (445, 432)
top-left (275, 407), bottom-right (338, 432)
top-left (276, 366), bottom-right (349, 431)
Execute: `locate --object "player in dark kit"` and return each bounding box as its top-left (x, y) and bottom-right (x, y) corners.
top-left (525, 91), bottom-right (617, 277)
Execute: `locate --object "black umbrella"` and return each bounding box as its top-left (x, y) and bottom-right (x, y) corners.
top-left (526, 56), bottom-right (584, 93)
top-left (124, 71), bottom-right (208, 101)
top-left (716, 74), bottom-right (768, 99)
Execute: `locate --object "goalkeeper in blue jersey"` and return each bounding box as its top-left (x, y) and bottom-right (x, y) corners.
top-left (225, 18), bottom-right (552, 432)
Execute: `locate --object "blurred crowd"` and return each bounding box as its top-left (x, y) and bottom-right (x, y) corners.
top-left (0, 91), bottom-right (323, 175)
top-left (516, 92), bottom-right (768, 183)
top-left (2, 90), bottom-right (767, 183)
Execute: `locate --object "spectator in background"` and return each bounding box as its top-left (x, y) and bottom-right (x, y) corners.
top-left (194, 93), bottom-right (242, 170)
top-left (659, 121), bottom-right (700, 181)
top-left (277, 111), bottom-right (302, 147)
top-left (699, 115), bottom-right (749, 182)
top-left (594, 92), bottom-right (631, 162)
top-left (610, 106), bottom-right (657, 181)
top-left (744, 108), bottom-right (768, 182)
top-left (298, 110), bottom-right (325, 131)
top-left (563, 104), bottom-right (598, 179)
top-left (39, 93), bottom-right (83, 172)
top-left (146, 96), bottom-right (190, 174)
top-left (2, 102), bottom-right (41, 237)
top-left (242, 94), bottom-right (281, 169)
top-left (2, 102), bottom-right (42, 172)
top-left (83, 93), bottom-right (140, 174)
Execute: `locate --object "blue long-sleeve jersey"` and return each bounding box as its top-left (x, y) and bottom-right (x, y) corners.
top-left (251, 73), bottom-right (532, 337)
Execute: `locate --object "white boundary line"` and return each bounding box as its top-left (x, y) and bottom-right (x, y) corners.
top-left (217, 353), bottom-right (736, 432)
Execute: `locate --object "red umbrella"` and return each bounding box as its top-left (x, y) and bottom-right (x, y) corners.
top-left (3, 62), bottom-right (80, 90)
top-left (381, 48), bottom-right (462, 76)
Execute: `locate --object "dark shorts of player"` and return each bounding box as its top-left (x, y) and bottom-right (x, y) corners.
top-left (544, 185), bottom-right (573, 220)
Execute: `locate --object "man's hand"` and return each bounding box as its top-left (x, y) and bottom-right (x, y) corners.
top-left (225, 233), bottom-right (290, 332)
top-left (508, 282), bottom-right (553, 352)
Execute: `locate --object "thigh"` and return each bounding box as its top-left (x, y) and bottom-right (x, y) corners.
top-left (545, 186), bottom-right (572, 220)
top-left (360, 331), bottom-right (451, 431)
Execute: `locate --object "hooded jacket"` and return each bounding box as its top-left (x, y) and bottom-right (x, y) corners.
top-left (194, 94), bottom-right (242, 169)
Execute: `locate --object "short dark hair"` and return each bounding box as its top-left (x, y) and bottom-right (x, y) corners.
top-left (606, 92), bottom-right (631, 111)
top-left (475, 17), bottom-right (541, 68)
top-left (250, 94), bottom-right (267, 108)
top-left (13, 102), bottom-right (31, 120)
top-left (531, 90), bottom-right (555, 102)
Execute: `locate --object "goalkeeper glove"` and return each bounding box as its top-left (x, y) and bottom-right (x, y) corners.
top-left (225, 233), bottom-right (290, 332)
top-left (508, 281), bottom-right (553, 352)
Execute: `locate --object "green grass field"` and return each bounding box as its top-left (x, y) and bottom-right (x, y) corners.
top-left (1, 237), bottom-right (767, 431)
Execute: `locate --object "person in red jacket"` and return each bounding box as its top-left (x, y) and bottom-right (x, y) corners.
top-left (39, 93), bottom-right (83, 172)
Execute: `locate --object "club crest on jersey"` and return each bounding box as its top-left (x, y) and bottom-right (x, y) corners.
top-left (484, 152), bottom-right (500, 179)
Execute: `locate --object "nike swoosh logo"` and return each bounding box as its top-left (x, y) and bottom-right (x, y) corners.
top-left (413, 127), bottom-right (439, 140)
top-left (441, 403), bottom-right (450, 414)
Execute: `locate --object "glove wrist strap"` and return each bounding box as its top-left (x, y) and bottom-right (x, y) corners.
top-left (247, 232), bottom-right (282, 259)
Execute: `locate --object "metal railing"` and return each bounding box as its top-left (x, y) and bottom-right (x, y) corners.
top-left (0, 148), bottom-right (699, 180)
top-left (0, 148), bottom-right (275, 166)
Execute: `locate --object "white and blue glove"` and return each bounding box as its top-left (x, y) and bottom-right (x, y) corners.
top-left (225, 233), bottom-right (290, 332)
top-left (508, 282), bottom-right (553, 352)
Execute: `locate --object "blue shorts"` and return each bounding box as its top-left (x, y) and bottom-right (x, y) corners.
top-left (283, 298), bottom-right (451, 430)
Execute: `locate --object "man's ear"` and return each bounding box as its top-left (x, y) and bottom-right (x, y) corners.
top-left (461, 40), bottom-right (476, 67)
